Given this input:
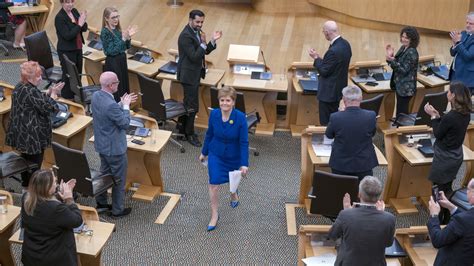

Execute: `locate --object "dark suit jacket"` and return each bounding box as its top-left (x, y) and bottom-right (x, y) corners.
top-left (314, 37), bottom-right (352, 103)
top-left (202, 108), bottom-right (249, 167)
top-left (388, 46), bottom-right (419, 97)
top-left (177, 24), bottom-right (216, 86)
top-left (329, 206), bottom-right (395, 266)
top-left (54, 8), bottom-right (87, 51)
top-left (21, 197), bottom-right (83, 266)
top-left (427, 208), bottom-right (474, 266)
top-left (91, 90), bottom-right (130, 156)
top-left (449, 32), bottom-right (474, 88)
top-left (326, 106), bottom-right (378, 173)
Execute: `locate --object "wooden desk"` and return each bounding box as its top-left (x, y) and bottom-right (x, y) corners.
top-left (396, 226), bottom-right (437, 265)
top-left (289, 74), bottom-right (319, 137)
top-left (383, 126), bottom-right (474, 214)
top-left (156, 68), bottom-right (225, 129)
top-left (285, 126), bottom-right (387, 235)
top-left (0, 84), bottom-right (13, 152)
top-left (43, 100), bottom-right (92, 168)
top-left (225, 73), bottom-right (288, 136)
top-left (415, 73), bottom-right (449, 112)
top-left (297, 225), bottom-right (401, 266)
top-left (9, 220), bottom-right (115, 266)
top-left (8, 5), bottom-right (49, 33)
top-left (0, 205), bottom-right (20, 266)
top-left (463, 123), bottom-right (474, 186)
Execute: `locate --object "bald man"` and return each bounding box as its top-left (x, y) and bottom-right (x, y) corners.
top-left (92, 71), bottom-right (137, 218)
top-left (309, 21), bottom-right (352, 125)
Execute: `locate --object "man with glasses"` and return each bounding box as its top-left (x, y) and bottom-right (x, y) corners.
top-left (428, 178), bottom-right (474, 265)
top-left (176, 9), bottom-right (222, 147)
top-left (91, 71), bottom-right (137, 218)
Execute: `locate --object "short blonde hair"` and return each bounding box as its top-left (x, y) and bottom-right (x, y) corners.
top-left (217, 86), bottom-right (237, 101)
top-left (20, 61), bottom-right (42, 84)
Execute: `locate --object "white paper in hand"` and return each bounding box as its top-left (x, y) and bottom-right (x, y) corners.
top-left (229, 170), bottom-right (242, 193)
top-left (201, 158), bottom-right (208, 167)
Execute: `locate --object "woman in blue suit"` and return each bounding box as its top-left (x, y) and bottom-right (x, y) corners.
top-left (199, 86), bottom-right (249, 231)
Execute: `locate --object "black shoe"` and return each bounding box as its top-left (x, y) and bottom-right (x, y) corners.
top-left (111, 207), bottom-right (132, 218)
top-left (96, 203), bottom-right (112, 213)
top-left (187, 135), bottom-right (202, 147)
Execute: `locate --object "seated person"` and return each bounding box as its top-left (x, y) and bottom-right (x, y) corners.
top-left (427, 178), bottom-right (474, 266)
top-left (21, 169), bottom-right (83, 265)
top-left (325, 85), bottom-right (378, 181)
top-left (0, 0), bottom-right (26, 48)
top-left (328, 176), bottom-right (396, 266)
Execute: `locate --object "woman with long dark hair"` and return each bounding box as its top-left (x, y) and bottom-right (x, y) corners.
top-left (21, 169), bottom-right (82, 266)
top-left (424, 81), bottom-right (471, 223)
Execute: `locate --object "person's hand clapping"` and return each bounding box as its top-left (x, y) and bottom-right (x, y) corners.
top-left (58, 179), bottom-right (76, 201)
top-left (375, 200), bottom-right (386, 211)
top-left (240, 166), bottom-right (248, 177)
top-left (211, 30), bottom-right (222, 42)
top-left (48, 82), bottom-right (65, 99)
top-left (449, 30), bottom-right (461, 45)
top-left (424, 102), bottom-right (440, 118)
top-left (342, 193), bottom-right (352, 209)
top-left (385, 44), bottom-right (395, 61)
top-left (78, 11), bottom-right (87, 26)
top-left (308, 48), bottom-right (319, 59)
top-left (120, 92), bottom-right (137, 106)
top-left (127, 25), bottom-right (138, 37)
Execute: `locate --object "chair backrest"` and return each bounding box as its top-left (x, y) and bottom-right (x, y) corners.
top-left (360, 94), bottom-right (384, 117)
top-left (52, 142), bottom-right (94, 197)
top-left (137, 73), bottom-right (167, 121)
top-left (309, 170), bottom-right (359, 219)
top-left (24, 31), bottom-right (54, 69)
top-left (210, 86), bottom-right (219, 109)
top-left (414, 91), bottom-right (448, 126)
top-left (62, 54), bottom-right (82, 101)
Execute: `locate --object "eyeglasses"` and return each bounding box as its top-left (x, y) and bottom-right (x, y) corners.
top-left (111, 81), bottom-right (120, 85)
top-left (110, 15), bottom-right (120, 20)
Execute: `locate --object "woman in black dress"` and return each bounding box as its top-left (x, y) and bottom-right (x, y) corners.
top-left (424, 81), bottom-right (471, 223)
top-left (21, 169), bottom-right (82, 266)
top-left (55, 0), bottom-right (88, 99)
top-left (101, 7), bottom-right (137, 102)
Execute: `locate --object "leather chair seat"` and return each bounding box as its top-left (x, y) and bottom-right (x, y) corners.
top-left (165, 99), bottom-right (186, 120)
top-left (91, 169), bottom-right (115, 196)
top-left (246, 114), bottom-right (258, 128)
top-left (0, 152), bottom-right (37, 178)
top-left (450, 188), bottom-right (472, 211)
top-left (45, 66), bottom-right (63, 83)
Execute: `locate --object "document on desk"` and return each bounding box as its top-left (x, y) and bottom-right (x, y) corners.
top-left (302, 253), bottom-right (336, 265)
top-left (311, 135), bottom-right (333, 157)
top-left (229, 170), bottom-right (242, 193)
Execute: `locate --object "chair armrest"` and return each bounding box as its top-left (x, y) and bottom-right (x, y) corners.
top-left (307, 187), bottom-right (316, 199)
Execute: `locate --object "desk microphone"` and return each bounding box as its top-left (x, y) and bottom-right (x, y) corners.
top-left (261, 50), bottom-right (269, 72)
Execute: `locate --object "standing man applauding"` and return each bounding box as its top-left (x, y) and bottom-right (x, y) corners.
top-left (92, 71), bottom-right (137, 218)
top-left (177, 9), bottom-right (222, 147)
top-left (309, 20), bottom-right (352, 126)
top-left (449, 12), bottom-right (474, 93)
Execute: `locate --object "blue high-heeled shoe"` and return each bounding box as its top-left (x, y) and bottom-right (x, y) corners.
top-left (207, 216), bottom-right (219, 231)
top-left (230, 190), bottom-right (239, 208)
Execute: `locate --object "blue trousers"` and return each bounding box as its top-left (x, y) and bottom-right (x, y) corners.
top-left (95, 153), bottom-right (127, 215)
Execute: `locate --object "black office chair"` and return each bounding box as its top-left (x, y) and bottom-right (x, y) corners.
top-left (24, 31), bottom-right (62, 85)
top-left (392, 91), bottom-right (448, 127)
top-left (52, 142), bottom-right (115, 200)
top-left (210, 86), bottom-right (261, 156)
top-left (62, 54), bottom-right (100, 113)
top-left (308, 170), bottom-right (359, 220)
top-left (450, 187), bottom-right (472, 211)
top-left (0, 6), bottom-right (11, 56)
top-left (360, 94), bottom-right (384, 118)
top-left (137, 73), bottom-right (187, 153)
top-left (0, 152), bottom-right (38, 189)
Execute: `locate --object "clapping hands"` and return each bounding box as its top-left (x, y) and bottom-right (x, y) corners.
top-left (122, 25), bottom-right (138, 40)
top-left (78, 11), bottom-right (87, 27)
top-left (308, 48), bottom-right (319, 59)
top-left (449, 30), bottom-right (461, 45)
top-left (424, 102), bottom-right (440, 119)
top-left (385, 44), bottom-right (395, 61)
top-left (48, 82), bottom-right (65, 99)
top-left (120, 92), bottom-right (138, 106)
top-left (57, 179), bottom-right (76, 201)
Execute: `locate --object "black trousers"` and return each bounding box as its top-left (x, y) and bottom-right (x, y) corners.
top-left (396, 94), bottom-right (412, 118)
top-left (433, 181), bottom-right (453, 225)
top-left (319, 100), bottom-right (339, 126)
top-left (178, 82), bottom-right (199, 136)
top-left (104, 53), bottom-right (130, 102)
top-left (20, 151), bottom-right (44, 187)
top-left (332, 169), bottom-right (373, 182)
top-left (58, 49), bottom-right (83, 100)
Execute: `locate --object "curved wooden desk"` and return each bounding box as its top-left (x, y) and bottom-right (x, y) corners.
top-left (156, 68), bottom-right (226, 129)
top-left (396, 226), bottom-right (437, 265)
top-left (383, 126), bottom-right (474, 214)
top-left (290, 76), bottom-right (319, 137)
top-left (0, 203), bottom-right (20, 266)
top-left (0, 84), bottom-right (13, 152)
top-left (8, 3), bottom-right (49, 33)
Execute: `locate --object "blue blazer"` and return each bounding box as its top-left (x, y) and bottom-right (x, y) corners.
top-left (314, 37), bottom-right (352, 103)
top-left (427, 207), bottom-right (474, 266)
top-left (325, 107), bottom-right (378, 173)
top-left (91, 90), bottom-right (130, 156)
top-left (450, 32), bottom-right (474, 88)
top-left (202, 108), bottom-right (249, 167)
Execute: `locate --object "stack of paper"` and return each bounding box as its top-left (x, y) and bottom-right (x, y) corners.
top-left (302, 253), bottom-right (336, 265)
top-left (229, 170), bottom-right (242, 193)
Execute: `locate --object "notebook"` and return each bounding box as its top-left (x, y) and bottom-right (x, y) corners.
top-left (373, 72), bottom-right (392, 81)
top-left (299, 79), bottom-right (319, 95)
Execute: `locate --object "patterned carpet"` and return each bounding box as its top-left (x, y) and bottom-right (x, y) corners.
top-left (1, 60), bottom-right (467, 264)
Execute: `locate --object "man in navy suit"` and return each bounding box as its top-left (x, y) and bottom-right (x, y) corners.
top-left (325, 85), bottom-right (378, 181)
top-left (309, 20), bottom-right (352, 125)
top-left (177, 9), bottom-right (222, 147)
top-left (428, 178), bottom-right (474, 265)
top-left (449, 12), bottom-right (474, 92)
top-left (92, 71), bottom-right (137, 218)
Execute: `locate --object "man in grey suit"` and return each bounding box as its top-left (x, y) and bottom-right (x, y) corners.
top-left (329, 176), bottom-right (395, 266)
top-left (92, 71), bottom-right (137, 218)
